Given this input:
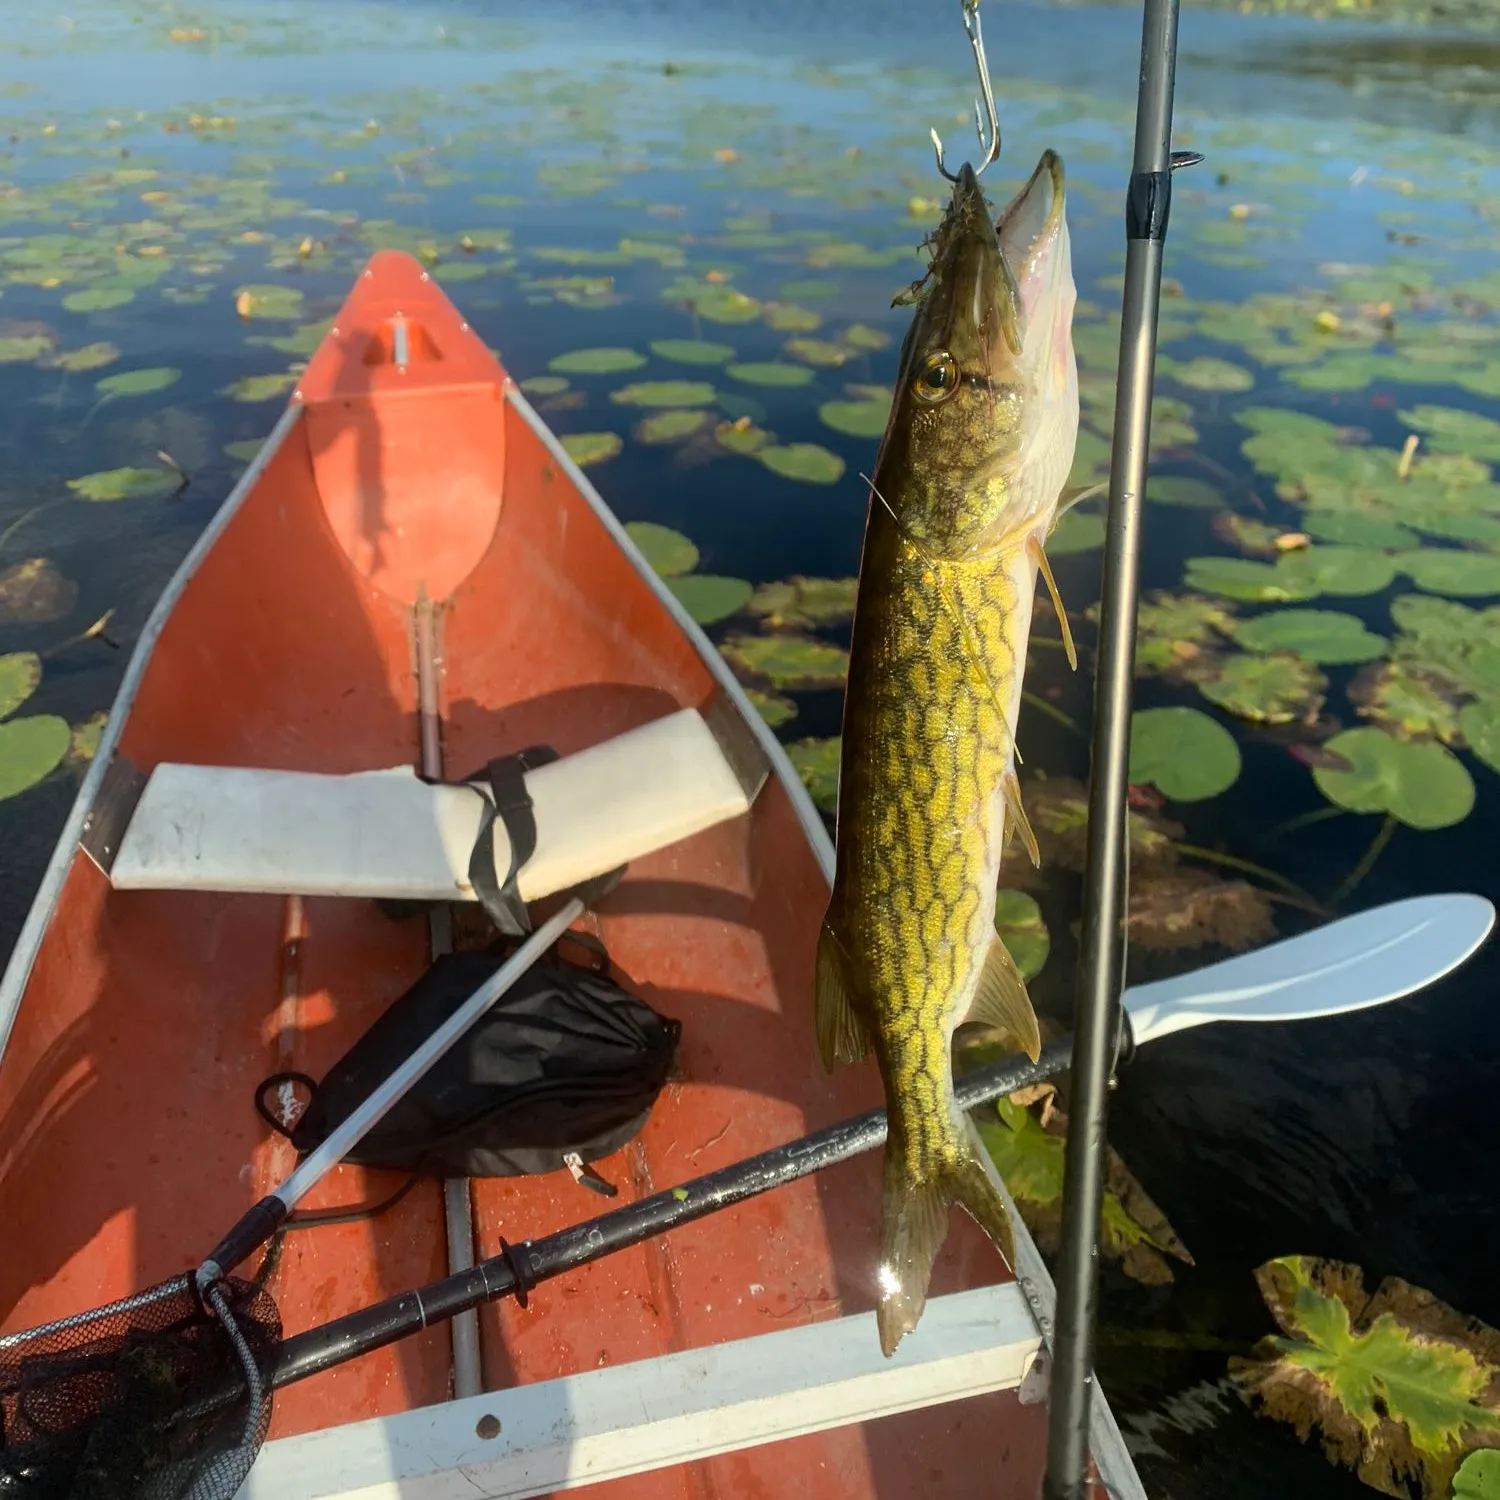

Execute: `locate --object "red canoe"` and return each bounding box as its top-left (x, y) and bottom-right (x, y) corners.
top-left (0, 250), bottom-right (1143, 1499)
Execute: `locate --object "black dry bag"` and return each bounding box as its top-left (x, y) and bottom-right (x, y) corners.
top-left (255, 939), bottom-right (681, 1200)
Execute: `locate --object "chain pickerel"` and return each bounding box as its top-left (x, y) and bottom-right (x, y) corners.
top-left (815, 149), bottom-right (1091, 1356)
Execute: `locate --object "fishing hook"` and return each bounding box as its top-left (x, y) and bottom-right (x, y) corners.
top-left (931, 0), bottom-right (1001, 182)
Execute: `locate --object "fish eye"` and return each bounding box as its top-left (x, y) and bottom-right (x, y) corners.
top-left (912, 352), bottom-right (959, 404)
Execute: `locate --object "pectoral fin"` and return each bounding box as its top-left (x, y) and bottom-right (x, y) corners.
top-left (1028, 533), bottom-right (1076, 671)
top-left (815, 919), bottom-right (871, 1072)
top-left (1056, 481), bottom-right (1106, 518)
top-left (964, 935), bottom-right (1042, 1063)
top-left (1001, 767), bottom-right (1040, 869)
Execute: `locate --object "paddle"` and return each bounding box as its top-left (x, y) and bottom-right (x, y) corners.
top-left (0, 891), bottom-right (592, 1500)
top-left (272, 891), bottom-right (1494, 1392)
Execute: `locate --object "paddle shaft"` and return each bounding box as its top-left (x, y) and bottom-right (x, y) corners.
top-left (272, 1034), bottom-right (1078, 1388)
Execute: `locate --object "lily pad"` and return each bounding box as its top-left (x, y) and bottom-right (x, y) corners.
top-left (1397, 549), bottom-right (1500, 598)
top-left (223, 439), bottom-right (265, 465)
top-left (819, 394), bottom-right (890, 439)
top-left (1168, 356), bottom-right (1255, 393)
top-left (45, 342), bottom-right (119, 372)
top-left (1303, 511), bottom-right (1418, 550)
top-left (221, 372), bottom-right (297, 403)
top-left (1128, 706), bottom-right (1242, 801)
top-left (1048, 510), bottom-right (1106, 556)
top-left (1459, 700), bottom-right (1500, 776)
top-left (746, 576), bottom-right (858, 629)
top-left (745, 688), bottom-right (797, 729)
top-left (1398, 405), bottom-right (1500, 463)
top-left (1456, 1452), bottom-right (1500, 1500)
top-left (610, 381), bottom-right (717, 409)
top-left (233, 283), bottom-right (304, 321)
top-left (1184, 556), bottom-right (1322, 604)
top-left (784, 337), bottom-right (853, 368)
top-left (66, 466), bottom-right (180, 502)
top-left (0, 334), bottom-right (54, 362)
top-left (635, 409), bottom-right (710, 444)
top-left (547, 347), bottom-right (646, 375)
top-left (715, 418), bottom-right (772, 456)
top-left (1150, 476), bottom-right (1224, 509)
top-left (519, 375), bottom-right (569, 396)
top-left (1282, 546), bottom-right (1399, 598)
top-left (758, 443), bottom-right (845, 485)
top-left (61, 286), bottom-right (134, 312)
top-left (1311, 726), bottom-right (1474, 829)
top-left (0, 652), bottom-right (41, 719)
top-left (625, 522), bottom-right (698, 578)
top-left (1231, 609), bottom-right (1386, 665)
top-left (761, 302), bottom-right (822, 333)
top-left (1351, 662), bottom-right (1465, 745)
top-left (0, 560), bottom-right (75, 624)
top-left (95, 367), bottom-right (180, 397)
top-left (1199, 653), bottom-right (1328, 726)
top-left (721, 632), bottom-right (850, 690)
top-left (560, 431), bottom-right (622, 468)
top-left (785, 736), bottom-right (840, 814)
top-left (994, 887), bottom-right (1049, 982)
top-left (0, 714), bottom-right (70, 801)
top-left (666, 574), bottom-right (753, 625)
top-left (649, 339), bottom-right (735, 366)
top-left (1123, 591), bottom-right (1237, 677)
top-left (1127, 866), bottom-right (1276, 955)
top-left (1230, 1256), bottom-right (1500, 1500)
top-left (726, 362), bottom-right (814, 388)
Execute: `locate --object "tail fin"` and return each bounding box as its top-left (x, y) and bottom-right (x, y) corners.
top-left (875, 1123), bottom-right (1019, 1357)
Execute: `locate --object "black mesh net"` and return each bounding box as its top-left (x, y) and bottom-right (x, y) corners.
top-left (0, 1274), bottom-right (280, 1500)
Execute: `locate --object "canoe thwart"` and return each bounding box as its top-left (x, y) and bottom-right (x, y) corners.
top-left (96, 702), bottom-right (766, 904)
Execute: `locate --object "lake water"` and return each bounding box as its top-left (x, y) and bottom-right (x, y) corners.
top-left (1, 1), bottom-right (1498, 1495)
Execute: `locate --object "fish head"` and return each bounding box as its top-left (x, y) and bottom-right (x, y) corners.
top-left (877, 150), bottom-right (1079, 560)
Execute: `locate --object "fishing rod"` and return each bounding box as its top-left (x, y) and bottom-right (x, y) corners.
top-left (1043, 0), bottom-right (1198, 1494)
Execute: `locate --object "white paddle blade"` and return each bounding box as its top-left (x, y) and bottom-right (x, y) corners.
top-left (1122, 893), bottom-right (1495, 1045)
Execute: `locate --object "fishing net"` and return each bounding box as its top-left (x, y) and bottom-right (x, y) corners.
top-left (0, 1274), bottom-right (280, 1500)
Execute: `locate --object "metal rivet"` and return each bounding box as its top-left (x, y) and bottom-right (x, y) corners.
top-left (475, 1414), bottom-right (501, 1440)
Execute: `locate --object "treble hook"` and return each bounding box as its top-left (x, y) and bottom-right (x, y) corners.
top-left (931, 0), bottom-right (1001, 182)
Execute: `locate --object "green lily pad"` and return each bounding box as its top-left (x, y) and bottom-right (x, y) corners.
top-left (610, 381), bottom-right (717, 409)
top-left (1150, 476), bottom-right (1224, 509)
top-left (1183, 557), bottom-right (1322, 604)
top-left (95, 366), bottom-right (180, 397)
top-left (994, 887), bottom-right (1049, 982)
top-left (1303, 511), bottom-right (1418, 550)
top-left (758, 443), bottom-right (845, 485)
top-left (0, 334), bottom-right (54, 362)
top-left (1230, 1256), bottom-right (1500, 1500)
top-left (1215, 514), bottom-right (1285, 558)
top-left (785, 736), bottom-right (840, 814)
top-left (635, 409), bottom-right (710, 444)
top-left (1231, 609), bottom-right (1386, 665)
top-left (745, 687), bottom-right (797, 729)
top-left (519, 375), bottom-right (569, 396)
top-left (649, 339), bottom-right (735, 366)
top-left (747, 576), bottom-right (858, 629)
top-left (560, 431), bottom-right (622, 468)
top-left (1168, 356), bottom-right (1255, 393)
top-left (45, 342), bottom-right (119, 372)
top-left (659, 280), bottom-right (761, 324)
top-left (1397, 549), bottom-right (1500, 598)
top-left (0, 560), bottom-right (76, 625)
top-left (548, 347), bottom-right (646, 375)
top-left (1351, 662), bottom-right (1465, 745)
top-left (0, 652), bottom-right (42, 719)
top-left (1311, 726), bottom-right (1474, 829)
top-left (819, 394), bottom-right (890, 439)
top-left (726, 362), bottom-right (814, 388)
top-left (761, 302), bottom-right (822, 333)
top-left (1413, 513), bottom-right (1500, 548)
top-left (221, 372), bottom-right (297, 403)
top-left (784, 337), bottom-right (853, 368)
top-left (233, 283), bottom-right (304, 320)
top-left (1282, 546), bottom-right (1399, 598)
top-left (625, 522), bottom-right (698, 578)
top-left (1199, 652), bottom-right (1328, 726)
top-left (61, 286), bottom-right (134, 312)
top-left (1048, 510), bottom-right (1106, 556)
top-left (1398, 405), bottom-right (1500, 463)
top-left (223, 438), bottom-right (265, 464)
top-left (1128, 706), bottom-right (1242, 801)
top-left (1461, 697), bottom-right (1500, 775)
top-left (1455, 1452), bottom-right (1500, 1500)
top-left (0, 714), bottom-right (70, 801)
top-left (715, 419), bottom-right (773, 456)
top-left (1123, 591), bottom-right (1237, 677)
top-left (667, 574), bottom-right (753, 625)
top-left (66, 466), bottom-right (180, 502)
top-left (721, 632), bottom-right (850, 690)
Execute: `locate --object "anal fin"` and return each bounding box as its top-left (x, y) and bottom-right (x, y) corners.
top-left (1028, 534), bottom-right (1076, 671)
top-left (964, 934), bottom-right (1042, 1063)
top-left (815, 919), bottom-right (871, 1072)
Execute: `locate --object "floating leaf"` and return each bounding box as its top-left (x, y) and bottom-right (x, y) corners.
top-left (96, 367), bottom-right (180, 397)
top-left (0, 652), bottom-right (42, 719)
top-left (610, 381), bottom-right (717, 408)
top-left (1281, 546), bottom-right (1399, 598)
top-left (1121, 591), bottom-right (1237, 678)
top-left (667, 574), bottom-right (753, 625)
top-left (0, 560), bottom-right (75, 625)
top-left (1169, 356), bottom-right (1255, 392)
top-left (758, 443), bottom-right (845, 485)
top-left (548, 347), bottom-right (646, 375)
top-left (745, 687), bottom-right (797, 729)
top-left (1231, 609), bottom-right (1386, 665)
top-left (1199, 653), bottom-right (1328, 726)
top-left (746, 576), bottom-right (858, 629)
top-left (761, 302), bottom-right (821, 333)
top-left (66, 466), bottom-right (180, 502)
top-left (1311, 726), bottom-right (1474, 829)
top-left (220, 372), bottom-right (296, 403)
top-left (61, 286), bottom-right (133, 313)
top-left (994, 887), bottom-right (1049, 982)
top-left (1456, 1452), bottom-right (1500, 1500)
top-left (1397, 549), bottom-right (1500, 598)
top-left (721, 632), bottom-right (849, 690)
top-left (45, 342), bottom-right (119, 373)
top-left (1184, 556), bottom-right (1322, 604)
top-left (0, 715), bottom-right (70, 801)
top-left (1150, 476), bottom-right (1224, 509)
top-left (1230, 1256), bottom-right (1500, 1500)
top-left (1128, 706), bottom-right (1242, 801)
top-left (785, 736), bottom-right (840, 814)
top-left (0, 334), bottom-right (54, 362)
top-left (715, 419), bottom-right (772, 456)
top-left (1048, 510), bottom-right (1106, 556)
top-left (223, 439), bottom-right (265, 465)
top-left (726, 362), bottom-right (814, 388)
top-left (625, 522), bottom-right (698, 578)
top-left (1351, 662), bottom-right (1465, 745)
top-left (560, 431), bottom-right (622, 468)
top-left (1303, 511), bottom-right (1418, 550)
top-left (649, 338), bottom-right (735, 367)
top-left (1399, 405), bottom-right (1500, 464)
top-left (1459, 700), bottom-right (1500, 776)
top-left (784, 337), bottom-right (853, 368)
top-left (1127, 867), bottom-right (1275, 954)
top-left (635, 409), bottom-right (710, 444)
top-left (819, 394), bottom-right (890, 439)
top-left (519, 375), bottom-right (569, 396)
top-left (232, 283), bottom-right (304, 321)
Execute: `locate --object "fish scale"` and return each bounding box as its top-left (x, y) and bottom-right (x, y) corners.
top-left (813, 148), bottom-right (1085, 1357)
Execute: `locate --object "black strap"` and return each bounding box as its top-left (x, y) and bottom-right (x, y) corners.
top-left (466, 745), bottom-right (559, 937)
top-left (498, 1237), bottom-right (537, 1309)
top-left (254, 1071), bottom-right (319, 1139)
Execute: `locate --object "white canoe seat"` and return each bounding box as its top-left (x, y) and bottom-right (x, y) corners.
top-left (91, 702), bottom-right (768, 907)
